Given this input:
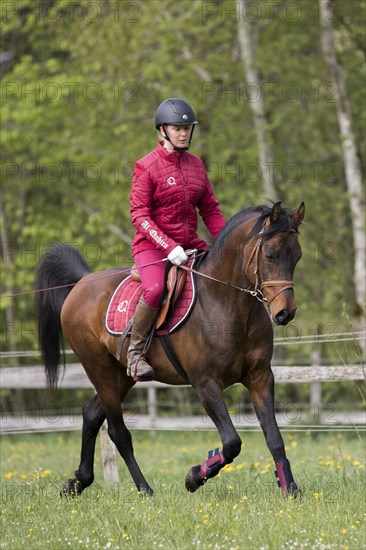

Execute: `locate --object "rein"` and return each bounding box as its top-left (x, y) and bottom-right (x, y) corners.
top-left (179, 263), bottom-right (267, 302)
top-left (181, 219), bottom-right (294, 305)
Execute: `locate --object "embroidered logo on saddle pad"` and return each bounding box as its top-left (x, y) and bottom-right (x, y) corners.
top-left (105, 259), bottom-right (197, 336)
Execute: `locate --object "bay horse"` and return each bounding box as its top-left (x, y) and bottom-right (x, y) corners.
top-left (35, 202), bottom-right (305, 498)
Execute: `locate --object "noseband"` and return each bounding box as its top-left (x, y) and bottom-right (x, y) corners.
top-left (246, 220), bottom-right (294, 305)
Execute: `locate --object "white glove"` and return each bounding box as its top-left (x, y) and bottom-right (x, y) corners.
top-left (167, 246), bottom-right (188, 266)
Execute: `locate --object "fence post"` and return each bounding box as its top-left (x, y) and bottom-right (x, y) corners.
top-left (310, 351), bottom-right (322, 422)
top-left (100, 421), bottom-right (120, 482)
top-left (148, 387), bottom-right (157, 429)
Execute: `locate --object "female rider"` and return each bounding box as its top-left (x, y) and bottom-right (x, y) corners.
top-left (128, 98), bottom-right (226, 380)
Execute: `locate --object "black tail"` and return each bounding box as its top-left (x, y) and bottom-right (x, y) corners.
top-left (35, 243), bottom-right (91, 390)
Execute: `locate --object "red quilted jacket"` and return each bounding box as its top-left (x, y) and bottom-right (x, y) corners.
top-left (130, 142), bottom-right (226, 256)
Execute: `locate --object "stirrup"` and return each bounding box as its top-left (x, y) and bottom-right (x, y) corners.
top-left (127, 353), bottom-right (154, 382)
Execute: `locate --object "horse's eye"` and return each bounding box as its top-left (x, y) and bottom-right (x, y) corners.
top-left (266, 252), bottom-right (277, 261)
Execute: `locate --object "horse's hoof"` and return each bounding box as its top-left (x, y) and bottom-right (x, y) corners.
top-left (289, 483), bottom-right (302, 499)
top-left (60, 478), bottom-right (81, 498)
top-left (139, 487), bottom-right (154, 498)
top-left (185, 465), bottom-right (204, 492)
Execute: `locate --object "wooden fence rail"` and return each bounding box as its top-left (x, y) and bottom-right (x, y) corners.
top-left (1, 363), bottom-right (365, 389)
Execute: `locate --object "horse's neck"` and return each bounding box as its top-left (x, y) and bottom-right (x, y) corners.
top-left (203, 224), bottom-right (253, 289)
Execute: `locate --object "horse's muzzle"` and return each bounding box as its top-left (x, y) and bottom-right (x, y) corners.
top-left (273, 307), bottom-right (296, 326)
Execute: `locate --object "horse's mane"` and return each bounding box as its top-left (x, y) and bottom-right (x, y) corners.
top-left (210, 204), bottom-right (294, 255)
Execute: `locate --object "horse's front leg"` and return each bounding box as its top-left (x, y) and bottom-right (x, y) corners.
top-left (185, 379), bottom-right (242, 492)
top-left (247, 367), bottom-right (300, 497)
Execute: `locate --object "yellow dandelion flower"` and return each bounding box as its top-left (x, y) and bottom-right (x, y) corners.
top-left (20, 474), bottom-right (28, 479)
top-left (242, 495), bottom-right (248, 501)
top-left (341, 529), bottom-right (347, 535)
top-left (71, 509), bottom-right (77, 515)
top-left (352, 460), bottom-right (364, 469)
top-left (40, 469), bottom-right (52, 478)
top-left (4, 472), bottom-right (17, 479)
top-left (291, 441), bottom-right (298, 449)
top-left (233, 503), bottom-right (238, 510)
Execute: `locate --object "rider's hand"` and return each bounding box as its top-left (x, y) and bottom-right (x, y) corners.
top-left (167, 246), bottom-right (188, 266)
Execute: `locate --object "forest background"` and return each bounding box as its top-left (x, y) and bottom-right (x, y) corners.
top-left (1, 0), bottom-right (365, 411)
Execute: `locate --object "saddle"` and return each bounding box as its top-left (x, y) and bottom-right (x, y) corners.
top-left (131, 264), bottom-right (187, 329)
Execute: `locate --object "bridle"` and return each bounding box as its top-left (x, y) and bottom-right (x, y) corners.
top-left (245, 220), bottom-right (295, 305)
top-left (180, 217), bottom-right (295, 305)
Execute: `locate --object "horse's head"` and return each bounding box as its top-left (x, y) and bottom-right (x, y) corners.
top-left (248, 202), bottom-right (305, 325)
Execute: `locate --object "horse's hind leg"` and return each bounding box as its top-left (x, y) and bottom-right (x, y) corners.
top-left (101, 401), bottom-right (154, 496)
top-left (92, 374), bottom-right (154, 497)
top-left (247, 368), bottom-right (300, 496)
top-left (185, 379), bottom-right (242, 492)
top-left (62, 394), bottom-right (105, 497)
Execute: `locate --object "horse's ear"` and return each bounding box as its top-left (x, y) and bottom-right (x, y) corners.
top-left (270, 201), bottom-right (282, 224)
top-left (291, 202), bottom-right (305, 227)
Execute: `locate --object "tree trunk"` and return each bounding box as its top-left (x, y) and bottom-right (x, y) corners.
top-left (319, 0), bottom-right (365, 351)
top-left (236, 0), bottom-right (277, 200)
top-left (0, 192), bottom-right (25, 410)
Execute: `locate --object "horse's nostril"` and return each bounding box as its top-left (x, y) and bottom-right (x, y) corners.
top-left (274, 309), bottom-right (295, 325)
top-left (273, 309), bottom-right (296, 325)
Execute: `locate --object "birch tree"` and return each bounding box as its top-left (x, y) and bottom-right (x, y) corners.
top-left (236, 0), bottom-right (277, 200)
top-left (319, 0), bottom-right (365, 344)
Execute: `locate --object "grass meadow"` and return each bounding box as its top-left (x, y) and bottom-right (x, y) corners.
top-left (0, 429), bottom-right (365, 550)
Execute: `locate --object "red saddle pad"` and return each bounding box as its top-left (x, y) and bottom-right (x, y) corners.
top-left (105, 259), bottom-right (197, 336)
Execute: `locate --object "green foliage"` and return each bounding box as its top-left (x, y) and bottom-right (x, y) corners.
top-left (1, 0), bottom-right (364, 364)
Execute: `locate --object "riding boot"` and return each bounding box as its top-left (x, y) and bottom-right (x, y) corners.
top-left (127, 297), bottom-right (159, 381)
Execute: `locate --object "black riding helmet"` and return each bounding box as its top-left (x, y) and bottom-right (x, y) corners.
top-left (155, 98), bottom-right (199, 150)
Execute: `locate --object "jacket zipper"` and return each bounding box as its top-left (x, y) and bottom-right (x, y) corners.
top-left (178, 155), bottom-right (189, 246)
